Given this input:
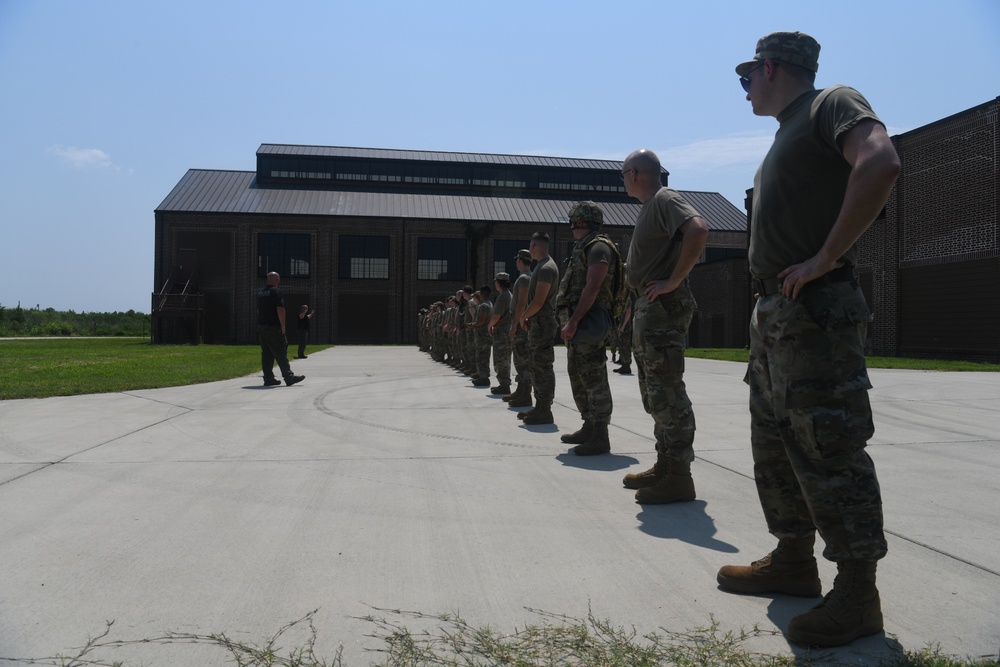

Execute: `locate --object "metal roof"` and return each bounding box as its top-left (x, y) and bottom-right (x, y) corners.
top-left (258, 144), bottom-right (634, 172)
top-left (156, 169), bottom-right (747, 232)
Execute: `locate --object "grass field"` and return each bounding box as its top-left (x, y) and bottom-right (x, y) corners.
top-left (0, 338), bottom-right (329, 400)
top-left (0, 339), bottom-right (996, 401)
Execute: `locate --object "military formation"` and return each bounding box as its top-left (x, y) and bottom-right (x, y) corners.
top-left (415, 31), bottom-right (901, 651)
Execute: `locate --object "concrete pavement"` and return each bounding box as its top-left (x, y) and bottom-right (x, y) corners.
top-left (1, 346), bottom-right (998, 665)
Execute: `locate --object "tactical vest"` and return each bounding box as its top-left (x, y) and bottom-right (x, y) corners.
top-left (556, 232), bottom-right (622, 316)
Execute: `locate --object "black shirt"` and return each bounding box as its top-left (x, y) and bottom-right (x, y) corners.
top-left (256, 285), bottom-right (284, 326)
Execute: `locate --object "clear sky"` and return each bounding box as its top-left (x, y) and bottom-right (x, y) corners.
top-left (1, 0), bottom-right (997, 313)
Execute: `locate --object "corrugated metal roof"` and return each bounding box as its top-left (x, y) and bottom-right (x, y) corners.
top-left (156, 169), bottom-right (746, 232)
top-left (257, 143), bottom-right (631, 172)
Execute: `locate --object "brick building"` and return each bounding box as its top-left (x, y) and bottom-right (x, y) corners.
top-left (861, 97), bottom-right (999, 361)
top-left (153, 145), bottom-right (748, 346)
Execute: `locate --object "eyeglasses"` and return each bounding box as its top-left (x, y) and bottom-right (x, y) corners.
top-left (620, 168), bottom-right (636, 181)
top-left (739, 62), bottom-right (765, 93)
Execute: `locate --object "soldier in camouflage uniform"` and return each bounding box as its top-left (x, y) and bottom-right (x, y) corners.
top-left (504, 250), bottom-right (534, 406)
top-left (556, 201), bottom-right (622, 455)
top-left (471, 285), bottom-right (493, 386)
top-left (461, 286), bottom-right (476, 375)
top-left (619, 149), bottom-right (709, 504)
top-left (489, 272), bottom-right (513, 395)
top-left (517, 232), bottom-right (559, 425)
top-left (716, 32), bottom-right (900, 649)
top-left (613, 284), bottom-right (634, 375)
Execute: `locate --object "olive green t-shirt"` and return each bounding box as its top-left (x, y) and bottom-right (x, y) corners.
top-left (493, 289), bottom-right (512, 327)
top-left (625, 188), bottom-right (701, 290)
top-left (527, 256), bottom-right (559, 318)
top-left (749, 85), bottom-right (883, 278)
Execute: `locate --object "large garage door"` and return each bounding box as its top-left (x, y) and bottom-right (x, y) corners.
top-left (899, 257), bottom-right (999, 358)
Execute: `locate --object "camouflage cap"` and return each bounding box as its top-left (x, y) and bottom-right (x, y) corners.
top-left (516, 249), bottom-right (531, 262)
top-left (568, 201), bottom-right (604, 228)
top-left (495, 272), bottom-right (510, 282)
top-left (736, 31), bottom-right (820, 76)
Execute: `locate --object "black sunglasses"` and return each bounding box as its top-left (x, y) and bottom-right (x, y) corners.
top-left (740, 62), bottom-right (765, 93)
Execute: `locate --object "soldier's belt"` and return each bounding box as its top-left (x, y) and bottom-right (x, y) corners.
top-left (754, 265), bottom-right (856, 297)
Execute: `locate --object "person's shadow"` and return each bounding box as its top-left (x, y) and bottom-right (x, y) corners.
top-left (635, 501), bottom-right (739, 553)
top-left (555, 451), bottom-right (638, 471)
top-left (764, 597), bottom-right (905, 665)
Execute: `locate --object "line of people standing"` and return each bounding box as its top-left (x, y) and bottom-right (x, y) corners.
top-left (416, 29), bottom-right (900, 651)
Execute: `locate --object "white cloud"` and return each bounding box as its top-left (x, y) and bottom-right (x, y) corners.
top-left (47, 145), bottom-right (116, 170)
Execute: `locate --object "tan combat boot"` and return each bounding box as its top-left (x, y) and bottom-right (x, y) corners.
top-left (622, 456), bottom-right (668, 489)
top-left (507, 385), bottom-right (533, 407)
top-left (522, 402), bottom-right (553, 425)
top-left (717, 535), bottom-right (822, 597)
top-left (561, 421), bottom-right (594, 444)
top-left (634, 458), bottom-right (695, 504)
top-left (787, 560), bottom-right (882, 647)
top-left (572, 422), bottom-right (610, 456)
top-left (502, 383), bottom-right (526, 402)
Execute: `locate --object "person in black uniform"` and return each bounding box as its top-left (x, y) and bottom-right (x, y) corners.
top-left (296, 304), bottom-right (314, 359)
top-left (257, 272), bottom-right (304, 387)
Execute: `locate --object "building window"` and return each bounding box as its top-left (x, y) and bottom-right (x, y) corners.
top-left (492, 239), bottom-right (528, 280)
top-left (418, 238), bottom-right (466, 280)
top-left (258, 233), bottom-right (310, 278)
top-left (339, 235), bottom-right (390, 279)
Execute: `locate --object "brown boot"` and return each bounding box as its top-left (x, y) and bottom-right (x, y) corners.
top-left (787, 560), bottom-right (882, 647)
top-left (522, 402), bottom-right (553, 425)
top-left (561, 421), bottom-right (594, 444)
top-left (502, 383), bottom-right (525, 402)
top-left (572, 422), bottom-right (610, 455)
top-left (634, 458), bottom-right (695, 504)
top-left (507, 387), bottom-right (533, 407)
top-left (622, 457), bottom-right (668, 489)
top-left (717, 535), bottom-right (822, 597)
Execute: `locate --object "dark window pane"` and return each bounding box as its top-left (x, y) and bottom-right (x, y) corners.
top-left (417, 238), bottom-right (466, 280)
top-left (339, 235), bottom-right (390, 279)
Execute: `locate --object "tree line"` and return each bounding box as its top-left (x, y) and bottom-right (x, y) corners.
top-left (0, 304), bottom-right (150, 337)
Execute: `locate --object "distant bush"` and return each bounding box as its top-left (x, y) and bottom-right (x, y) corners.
top-left (0, 304), bottom-right (150, 337)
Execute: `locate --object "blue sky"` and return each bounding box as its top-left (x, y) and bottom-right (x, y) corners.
top-left (1, 0), bottom-right (997, 313)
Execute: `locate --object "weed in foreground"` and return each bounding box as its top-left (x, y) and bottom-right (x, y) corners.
top-left (2, 607), bottom-right (996, 667)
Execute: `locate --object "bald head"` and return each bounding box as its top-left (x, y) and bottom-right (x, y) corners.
top-left (624, 149), bottom-right (661, 175)
top-left (622, 149), bottom-right (664, 204)
top-left (267, 271), bottom-right (281, 286)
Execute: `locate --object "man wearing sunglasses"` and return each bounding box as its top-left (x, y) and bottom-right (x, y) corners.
top-left (718, 31), bottom-right (900, 648)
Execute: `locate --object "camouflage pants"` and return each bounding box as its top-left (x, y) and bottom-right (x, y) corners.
top-left (567, 338), bottom-right (612, 424)
top-left (475, 327), bottom-right (492, 379)
top-left (463, 328), bottom-right (476, 366)
top-left (633, 290), bottom-right (696, 462)
top-left (527, 313), bottom-right (558, 404)
top-left (492, 321), bottom-right (512, 385)
top-left (747, 280), bottom-right (886, 562)
top-left (617, 314), bottom-right (633, 366)
top-left (512, 326), bottom-right (530, 386)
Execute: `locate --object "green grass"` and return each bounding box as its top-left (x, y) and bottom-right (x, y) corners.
top-left (686, 348), bottom-right (1000, 372)
top-left (6, 608), bottom-right (997, 666)
top-left (1, 340), bottom-right (995, 401)
top-left (0, 339), bottom-right (328, 400)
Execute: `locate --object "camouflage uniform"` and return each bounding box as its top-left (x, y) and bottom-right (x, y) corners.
top-left (491, 275), bottom-right (513, 387)
top-left (510, 260), bottom-right (533, 388)
top-left (743, 79), bottom-right (888, 562)
top-left (748, 280), bottom-right (883, 560)
top-left (462, 292), bottom-right (476, 369)
top-left (474, 295), bottom-right (493, 380)
top-left (556, 203), bottom-right (621, 427)
top-left (633, 287), bottom-right (697, 461)
top-left (626, 187), bottom-right (704, 465)
top-left (526, 256), bottom-right (560, 405)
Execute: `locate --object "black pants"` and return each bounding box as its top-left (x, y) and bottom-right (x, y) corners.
top-left (258, 325), bottom-right (293, 380)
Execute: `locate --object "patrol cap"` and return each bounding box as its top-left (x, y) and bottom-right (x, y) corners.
top-left (515, 249), bottom-right (531, 262)
top-left (736, 31), bottom-right (820, 76)
top-left (495, 272), bottom-right (510, 282)
top-left (568, 201), bottom-right (604, 228)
